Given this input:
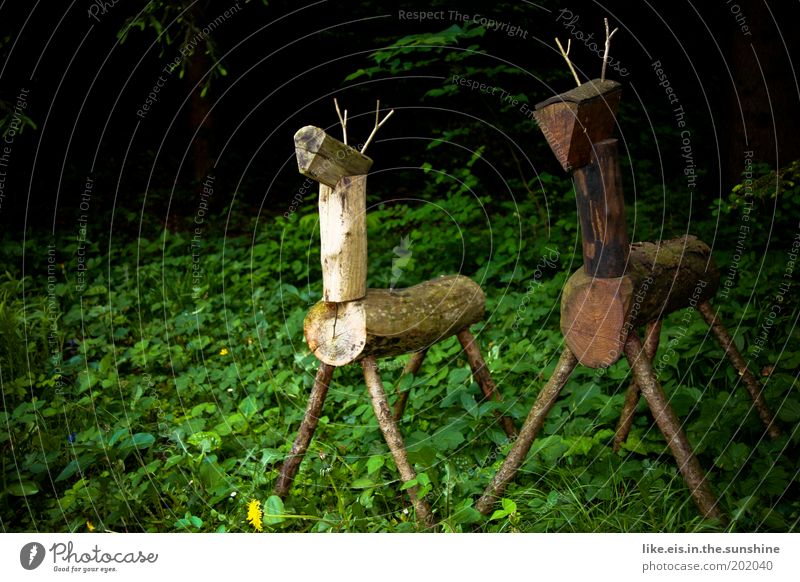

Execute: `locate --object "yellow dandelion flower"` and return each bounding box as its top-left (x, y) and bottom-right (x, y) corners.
top-left (219, 348), bottom-right (229, 356)
top-left (246, 499), bottom-right (263, 532)
top-left (86, 520), bottom-right (95, 532)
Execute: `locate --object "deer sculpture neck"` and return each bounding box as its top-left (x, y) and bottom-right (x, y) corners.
top-left (534, 79), bottom-right (628, 278)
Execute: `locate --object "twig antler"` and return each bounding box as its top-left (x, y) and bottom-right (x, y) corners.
top-left (361, 100), bottom-right (394, 154)
top-left (555, 37), bottom-right (581, 87)
top-left (601, 18), bottom-right (619, 82)
top-left (334, 98), bottom-right (348, 145)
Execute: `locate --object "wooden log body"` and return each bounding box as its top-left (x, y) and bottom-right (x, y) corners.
top-left (294, 125), bottom-right (373, 187)
top-left (534, 79), bottom-right (621, 171)
top-left (561, 235), bottom-right (719, 368)
top-left (305, 275), bottom-right (485, 366)
top-left (573, 139), bottom-right (630, 278)
top-left (319, 176), bottom-right (368, 302)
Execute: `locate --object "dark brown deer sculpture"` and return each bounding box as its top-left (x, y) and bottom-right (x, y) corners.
top-left (474, 72), bottom-right (780, 520)
top-left (275, 102), bottom-right (516, 528)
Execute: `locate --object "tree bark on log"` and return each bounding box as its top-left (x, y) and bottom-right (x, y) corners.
top-left (614, 319), bottom-right (662, 452)
top-left (362, 356), bottom-right (435, 528)
top-left (624, 332), bottom-right (725, 521)
top-left (305, 275), bottom-right (485, 366)
top-left (476, 348), bottom-right (578, 515)
top-left (572, 139), bottom-right (630, 278)
top-left (275, 362), bottom-right (335, 498)
top-left (294, 125), bottom-right (373, 187)
top-left (318, 175), bottom-right (368, 302)
top-left (561, 235), bottom-right (719, 368)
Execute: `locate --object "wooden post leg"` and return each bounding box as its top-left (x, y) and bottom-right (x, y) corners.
top-left (476, 348), bottom-right (578, 515)
top-left (613, 320), bottom-right (662, 452)
top-left (624, 332), bottom-right (725, 521)
top-left (698, 301), bottom-right (780, 438)
top-left (457, 329), bottom-right (518, 439)
top-left (392, 349), bottom-right (428, 421)
top-left (362, 356), bottom-right (435, 528)
top-left (275, 362), bottom-right (335, 498)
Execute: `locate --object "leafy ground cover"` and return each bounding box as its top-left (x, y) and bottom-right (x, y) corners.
top-left (2, 161), bottom-right (798, 533)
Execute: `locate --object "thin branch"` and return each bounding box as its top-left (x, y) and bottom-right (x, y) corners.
top-left (360, 100), bottom-right (394, 154)
top-left (601, 18), bottom-right (619, 82)
top-left (334, 98), bottom-right (348, 145)
top-left (555, 37), bottom-right (581, 87)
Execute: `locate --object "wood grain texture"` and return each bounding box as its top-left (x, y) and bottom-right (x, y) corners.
top-left (560, 235), bottom-right (719, 368)
top-left (534, 79), bottom-right (621, 171)
top-left (304, 299), bottom-right (367, 366)
top-left (294, 125), bottom-right (373, 187)
top-left (319, 175), bottom-right (368, 302)
top-left (572, 138), bottom-right (629, 278)
top-left (305, 275), bottom-right (485, 366)
top-left (560, 274), bottom-right (633, 368)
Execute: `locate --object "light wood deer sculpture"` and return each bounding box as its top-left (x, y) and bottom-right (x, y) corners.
top-left (475, 68), bottom-right (780, 520)
top-left (275, 102), bottom-right (516, 528)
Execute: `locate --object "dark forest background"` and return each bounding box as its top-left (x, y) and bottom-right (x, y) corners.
top-left (1, 1), bottom-right (799, 533)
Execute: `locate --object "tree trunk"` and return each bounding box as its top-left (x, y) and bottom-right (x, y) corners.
top-left (305, 275), bottom-right (485, 366)
top-left (186, 42), bottom-right (213, 183)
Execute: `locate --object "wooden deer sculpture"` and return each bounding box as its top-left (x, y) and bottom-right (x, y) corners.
top-left (275, 102), bottom-right (516, 527)
top-left (475, 34), bottom-right (780, 520)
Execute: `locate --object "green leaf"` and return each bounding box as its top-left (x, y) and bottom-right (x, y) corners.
top-left (237, 395), bottom-right (259, 419)
top-left (187, 431), bottom-right (221, 453)
top-left (351, 478), bottom-right (375, 489)
top-left (433, 426), bottom-right (464, 451)
top-left (55, 460), bottom-right (80, 482)
top-left (366, 455), bottom-right (385, 475)
top-left (8, 481), bottom-right (39, 496)
top-left (124, 433), bottom-right (156, 450)
top-left (400, 478), bottom-right (418, 491)
top-left (264, 495), bottom-right (285, 525)
top-left (489, 508), bottom-right (510, 521)
top-left (451, 504), bottom-right (483, 525)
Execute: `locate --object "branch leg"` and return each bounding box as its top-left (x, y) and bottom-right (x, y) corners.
top-left (698, 301), bottom-right (780, 438)
top-left (476, 348), bottom-right (578, 515)
top-left (457, 329), bottom-right (517, 439)
top-left (363, 356), bottom-right (435, 528)
top-left (614, 320), bottom-right (662, 452)
top-left (624, 332), bottom-right (725, 521)
top-left (275, 362), bottom-right (335, 498)
top-left (392, 349), bottom-right (428, 421)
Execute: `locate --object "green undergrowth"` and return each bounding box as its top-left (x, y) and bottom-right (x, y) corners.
top-left (1, 164), bottom-right (798, 533)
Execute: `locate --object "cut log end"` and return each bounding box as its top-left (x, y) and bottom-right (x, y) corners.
top-left (561, 235), bottom-right (719, 368)
top-left (534, 80), bottom-right (622, 172)
top-left (305, 275), bottom-right (485, 366)
top-left (305, 300), bottom-right (367, 366)
top-left (561, 274), bottom-right (633, 368)
top-left (294, 125), bottom-right (373, 187)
